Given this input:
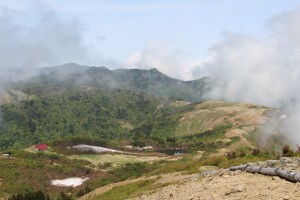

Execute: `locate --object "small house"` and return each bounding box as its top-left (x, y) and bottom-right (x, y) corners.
top-left (34, 143), bottom-right (48, 151)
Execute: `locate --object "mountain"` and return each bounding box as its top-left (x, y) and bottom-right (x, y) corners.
top-left (0, 94), bottom-right (290, 200)
top-left (0, 84), bottom-right (271, 152)
top-left (17, 63), bottom-right (208, 102)
top-left (0, 64), bottom-right (287, 200)
top-left (0, 64), bottom-right (276, 151)
top-left (0, 86), bottom-right (162, 150)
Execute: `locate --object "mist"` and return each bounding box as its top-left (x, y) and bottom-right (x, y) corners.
top-left (0, 3), bottom-right (87, 83)
top-left (0, 2), bottom-right (89, 126)
top-left (126, 41), bottom-right (201, 80)
top-left (199, 8), bottom-right (300, 147)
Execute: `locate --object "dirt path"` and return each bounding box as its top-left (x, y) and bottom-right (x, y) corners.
top-left (134, 170), bottom-right (300, 200)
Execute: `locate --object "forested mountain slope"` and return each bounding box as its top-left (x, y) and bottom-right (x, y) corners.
top-left (17, 63), bottom-right (208, 102)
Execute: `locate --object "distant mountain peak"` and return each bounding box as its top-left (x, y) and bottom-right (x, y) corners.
top-left (19, 63), bottom-right (208, 102)
top-left (150, 68), bottom-right (159, 72)
top-left (149, 68), bottom-right (163, 74)
top-left (58, 63), bottom-right (82, 68)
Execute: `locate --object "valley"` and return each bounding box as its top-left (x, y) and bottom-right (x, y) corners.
top-left (0, 65), bottom-right (293, 200)
top-left (2, 1), bottom-right (300, 199)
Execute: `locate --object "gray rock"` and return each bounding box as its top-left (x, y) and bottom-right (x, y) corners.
top-left (280, 157), bottom-right (293, 166)
top-left (266, 160), bottom-right (279, 167)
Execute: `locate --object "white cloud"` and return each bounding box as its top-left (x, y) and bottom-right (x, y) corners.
top-left (199, 8), bottom-right (300, 146)
top-left (126, 41), bottom-right (202, 80)
top-left (0, 2), bottom-right (88, 82)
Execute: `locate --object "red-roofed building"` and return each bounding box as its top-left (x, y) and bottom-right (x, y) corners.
top-left (34, 144), bottom-right (48, 151)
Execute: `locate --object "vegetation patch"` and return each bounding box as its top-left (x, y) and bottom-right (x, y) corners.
top-left (93, 179), bottom-right (170, 200)
top-left (179, 123), bottom-right (233, 151)
top-left (67, 153), bottom-right (165, 169)
top-left (0, 150), bottom-right (95, 198)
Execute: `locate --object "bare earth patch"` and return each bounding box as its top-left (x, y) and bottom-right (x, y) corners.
top-left (119, 121), bottom-right (134, 130)
top-left (170, 101), bottom-right (191, 107)
top-left (134, 170), bottom-right (300, 200)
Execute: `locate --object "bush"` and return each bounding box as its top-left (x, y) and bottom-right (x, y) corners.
top-left (282, 145), bottom-right (294, 157)
top-left (226, 151), bottom-right (236, 159)
top-left (8, 191), bottom-right (50, 200)
top-left (204, 155), bottom-right (227, 166)
top-left (252, 148), bottom-right (260, 156)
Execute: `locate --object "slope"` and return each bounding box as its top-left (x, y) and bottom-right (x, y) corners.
top-left (130, 100), bottom-right (270, 152)
top-left (0, 86), bottom-right (162, 150)
top-left (0, 88), bottom-right (27, 105)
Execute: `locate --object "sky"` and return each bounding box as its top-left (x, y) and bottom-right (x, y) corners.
top-left (0, 0), bottom-right (300, 80)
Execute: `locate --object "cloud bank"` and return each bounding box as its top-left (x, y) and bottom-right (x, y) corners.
top-left (126, 41), bottom-right (202, 80)
top-left (200, 8), bottom-right (300, 147)
top-left (0, 2), bottom-right (87, 82)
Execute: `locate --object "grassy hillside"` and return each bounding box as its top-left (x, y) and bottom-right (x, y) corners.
top-left (0, 95), bottom-right (276, 199)
top-left (0, 64), bottom-right (283, 200)
top-left (129, 100), bottom-right (270, 152)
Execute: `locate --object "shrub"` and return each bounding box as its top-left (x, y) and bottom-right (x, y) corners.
top-left (282, 145), bottom-right (294, 157)
top-left (239, 152), bottom-right (246, 157)
top-left (204, 155), bottom-right (227, 166)
top-left (252, 148), bottom-right (260, 156)
top-left (226, 151), bottom-right (236, 159)
top-left (8, 191), bottom-right (50, 200)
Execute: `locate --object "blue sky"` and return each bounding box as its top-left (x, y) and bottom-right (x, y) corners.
top-left (0, 0), bottom-right (300, 79)
top-left (48, 0), bottom-right (300, 59)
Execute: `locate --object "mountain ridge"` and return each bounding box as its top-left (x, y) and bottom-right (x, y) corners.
top-left (16, 63), bottom-right (209, 102)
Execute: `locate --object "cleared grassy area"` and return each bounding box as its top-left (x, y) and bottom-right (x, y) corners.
top-left (67, 153), bottom-right (168, 169)
top-left (92, 180), bottom-right (153, 200)
top-left (203, 154), bottom-right (273, 168)
top-left (149, 157), bottom-right (204, 175)
top-left (175, 109), bottom-right (228, 137)
top-left (92, 178), bottom-right (178, 200)
top-left (174, 101), bottom-right (269, 137)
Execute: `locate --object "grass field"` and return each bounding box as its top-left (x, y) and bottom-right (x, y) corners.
top-left (175, 101), bottom-right (269, 137)
top-left (67, 153), bottom-right (169, 169)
